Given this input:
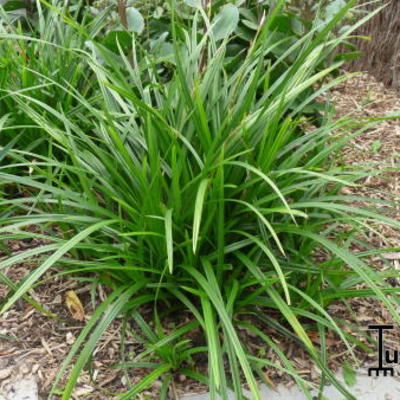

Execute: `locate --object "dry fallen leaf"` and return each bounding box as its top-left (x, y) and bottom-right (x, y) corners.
top-left (65, 290), bottom-right (85, 321)
top-left (263, 371), bottom-right (277, 391)
top-left (383, 252), bottom-right (400, 260)
top-left (66, 332), bottom-right (76, 345)
top-left (72, 384), bottom-right (94, 399)
top-left (307, 330), bottom-right (336, 346)
top-left (0, 367), bottom-right (12, 380)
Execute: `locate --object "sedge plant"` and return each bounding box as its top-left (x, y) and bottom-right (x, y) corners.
top-left (1, 1), bottom-right (400, 399)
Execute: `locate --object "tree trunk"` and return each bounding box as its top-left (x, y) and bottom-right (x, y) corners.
top-left (348, 0), bottom-right (400, 91)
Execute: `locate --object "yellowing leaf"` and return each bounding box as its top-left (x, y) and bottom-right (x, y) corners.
top-left (65, 290), bottom-right (85, 321)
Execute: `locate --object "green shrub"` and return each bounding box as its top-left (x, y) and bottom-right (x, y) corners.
top-left (1, 1), bottom-right (398, 399)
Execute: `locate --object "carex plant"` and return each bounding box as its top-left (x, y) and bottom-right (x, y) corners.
top-left (0, 0), bottom-right (111, 154)
top-left (1, 0), bottom-right (400, 399)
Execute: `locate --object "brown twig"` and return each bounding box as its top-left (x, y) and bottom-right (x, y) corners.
top-left (118, 0), bottom-right (128, 30)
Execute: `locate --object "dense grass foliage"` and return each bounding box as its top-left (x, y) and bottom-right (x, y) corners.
top-left (1, 1), bottom-right (399, 399)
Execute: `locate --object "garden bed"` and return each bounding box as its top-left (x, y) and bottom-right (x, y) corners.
top-left (1, 72), bottom-right (399, 399)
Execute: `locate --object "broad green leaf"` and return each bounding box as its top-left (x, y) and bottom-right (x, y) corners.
top-left (211, 4), bottom-right (239, 41)
top-left (3, 0), bottom-right (25, 11)
top-left (126, 7), bottom-right (144, 34)
top-left (326, 0), bottom-right (347, 22)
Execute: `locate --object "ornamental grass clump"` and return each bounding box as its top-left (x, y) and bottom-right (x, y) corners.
top-left (1, 1), bottom-right (399, 399)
